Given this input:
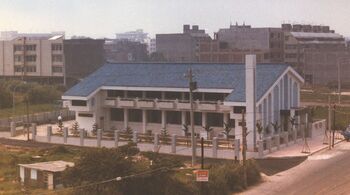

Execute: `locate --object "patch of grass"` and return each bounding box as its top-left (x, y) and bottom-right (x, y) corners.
top-left (0, 103), bottom-right (55, 119)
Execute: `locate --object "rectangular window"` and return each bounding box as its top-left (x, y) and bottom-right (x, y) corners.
top-left (194, 112), bottom-right (202, 126)
top-left (203, 93), bottom-right (226, 101)
top-left (145, 91), bottom-right (162, 99)
top-left (164, 92), bottom-right (182, 100)
top-left (147, 110), bottom-right (161, 123)
top-left (110, 108), bottom-right (124, 121)
top-left (207, 113), bottom-right (223, 127)
top-left (166, 111), bottom-right (181, 125)
top-left (128, 109), bottom-right (142, 122)
top-left (71, 100), bottom-right (87, 106)
top-left (14, 55), bottom-right (22, 62)
top-left (107, 90), bottom-right (124, 97)
top-left (233, 106), bottom-right (246, 114)
top-left (14, 66), bottom-right (36, 72)
top-left (25, 55), bottom-right (36, 62)
top-left (127, 91), bottom-right (143, 98)
top-left (30, 169), bottom-right (37, 180)
top-left (52, 54), bottom-right (63, 62)
top-left (78, 113), bottom-right (93, 117)
top-left (14, 45), bottom-right (23, 52)
top-left (52, 66), bottom-right (63, 73)
top-left (25, 44), bottom-right (36, 51)
top-left (52, 44), bottom-right (63, 51)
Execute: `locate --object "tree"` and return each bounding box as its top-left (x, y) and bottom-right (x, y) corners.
top-left (71, 121), bottom-right (80, 136)
top-left (202, 125), bottom-right (213, 140)
top-left (182, 124), bottom-right (189, 146)
top-left (160, 128), bottom-right (169, 144)
top-left (0, 85), bottom-right (12, 109)
top-left (92, 123), bottom-right (98, 136)
top-left (271, 121), bottom-right (280, 135)
top-left (256, 122), bottom-right (263, 140)
top-left (223, 122), bottom-right (233, 148)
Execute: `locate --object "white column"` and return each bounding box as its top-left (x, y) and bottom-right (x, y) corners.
top-left (281, 79), bottom-right (285, 109)
top-left (142, 110), bottom-right (147, 133)
top-left (161, 110), bottom-right (166, 128)
top-left (291, 80), bottom-right (294, 107)
top-left (202, 112), bottom-right (207, 127)
top-left (181, 111), bottom-right (186, 125)
top-left (287, 76), bottom-right (291, 109)
top-left (245, 55), bottom-right (257, 149)
top-left (124, 108), bottom-right (129, 130)
top-left (223, 113), bottom-right (229, 126)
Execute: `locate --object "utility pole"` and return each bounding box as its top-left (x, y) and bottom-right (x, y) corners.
top-left (328, 96), bottom-right (331, 149)
top-left (337, 58), bottom-right (341, 104)
top-left (332, 104), bottom-right (336, 148)
top-left (185, 68), bottom-right (197, 167)
top-left (242, 109), bottom-right (247, 188)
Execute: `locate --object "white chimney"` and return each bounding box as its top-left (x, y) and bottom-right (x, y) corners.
top-left (245, 55), bottom-right (256, 149)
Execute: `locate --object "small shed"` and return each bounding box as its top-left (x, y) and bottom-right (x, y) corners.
top-left (19, 160), bottom-right (74, 190)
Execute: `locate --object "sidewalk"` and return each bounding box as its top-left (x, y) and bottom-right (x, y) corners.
top-left (265, 131), bottom-right (343, 158)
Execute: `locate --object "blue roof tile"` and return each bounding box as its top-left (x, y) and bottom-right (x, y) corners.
top-left (63, 63), bottom-right (289, 102)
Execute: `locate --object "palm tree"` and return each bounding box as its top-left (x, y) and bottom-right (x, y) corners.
top-left (222, 122), bottom-right (232, 148)
top-left (182, 124), bottom-right (189, 146)
top-left (256, 121), bottom-right (263, 140)
top-left (202, 125), bottom-right (213, 140)
top-left (271, 121), bottom-right (280, 135)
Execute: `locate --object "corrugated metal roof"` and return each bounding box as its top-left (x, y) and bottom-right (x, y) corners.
top-left (63, 63), bottom-right (289, 102)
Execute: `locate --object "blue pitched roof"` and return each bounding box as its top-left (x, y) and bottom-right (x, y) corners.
top-left (63, 63), bottom-right (289, 102)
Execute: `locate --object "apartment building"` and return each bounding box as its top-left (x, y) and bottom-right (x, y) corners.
top-left (198, 23), bottom-right (284, 63)
top-left (282, 24), bottom-right (347, 84)
top-left (62, 55), bottom-right (304, 150)
top-left (156, 25), bottom-right (211, 62)
top-left (104, 39), bottom-right (148, 62)
top-left (0, 33), bottom-right (65, 82)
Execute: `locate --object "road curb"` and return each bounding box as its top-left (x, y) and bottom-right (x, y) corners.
top-left (308, 139), bottom-right (345, 156)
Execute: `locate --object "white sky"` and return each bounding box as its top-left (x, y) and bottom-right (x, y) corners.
top-left (0, 0), bottom-right (349, 38)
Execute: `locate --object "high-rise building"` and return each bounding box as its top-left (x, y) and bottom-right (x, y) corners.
top-left (156, 25), bottom-right (211, 62)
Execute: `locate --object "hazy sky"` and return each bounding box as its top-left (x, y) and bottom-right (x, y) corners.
top-left (1, 0), bottom-right (350, 38)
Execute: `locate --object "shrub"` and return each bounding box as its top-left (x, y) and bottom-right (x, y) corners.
top-left (0, 86), bottom-right (12, 109)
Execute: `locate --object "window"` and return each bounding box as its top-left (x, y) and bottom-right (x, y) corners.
top-left (164, 92), bottom-right (182, 100)
top-left (52, 44), bottom-right (63, 51)
top-left (166, 111), bottom-right (181, 125)
top-left (127, 91), bottom-right (143, 98)
top-left (128, 109), bottom-right (142, 122)
top-left (13, 45), bottom-right (23, 52)
top-left (14, 55), bottom-right (22, 62)
top-left (145, 91), bottom-right (162, 99)
top-left (233, 106), bottom-right (246, 114)
top-left (52, 66), bottom-right (63, 73)
top-left (204, 93), bottom-right (226, 101)
top-left (107, 90), bottom-right (124, 97)
top-left (207, 113), bottom-right (223, 127)
top-left (25, 55), bottom-right (36, 62)
top-left (194, 112), bottom-right (202, 126)
top-left (78, 113), bottom-right (93, 117)
top-left (25, 44), bottom-right (36, 51)
top-left (72, 100), bottom-right (87, 106)
top-left (30, 169), bottom-right (37, 180)
top-left (219, 42), bottom-right (228, 49)
top-left (14, 66), bottom-right (36, 73)
top-left (147, 110), bottom-right (161, 123)
top-left (111, 108), bottom-right (124, 121)
top-left (52, 55), bottom-right (63, 62)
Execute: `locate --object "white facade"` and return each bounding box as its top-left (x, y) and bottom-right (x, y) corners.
top-left (0, 35), bottom-right (64, 78)
top-left (63, 57), bottom-right (303, 150)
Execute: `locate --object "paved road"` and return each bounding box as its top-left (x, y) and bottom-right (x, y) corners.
top-left (243, 141), bottom-right (350, 195)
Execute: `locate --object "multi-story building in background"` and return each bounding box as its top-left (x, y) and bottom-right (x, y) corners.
top-left (282, 24), bottom-right (348, 84)
top-left (63, 38), bottom-right (105, 86)
top-left (148, 38), bottom-right (156, 54)
top-left (116, 29), bottom-right (148, 43)
top-left (104, 39), bottom-right (148, 62)
top-left (198, 23), bottom-right (284, 63)
top-left (156, 25), bottom-right (211, 62)
top-left (0, 32), bottom-right (65, 83)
